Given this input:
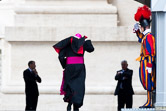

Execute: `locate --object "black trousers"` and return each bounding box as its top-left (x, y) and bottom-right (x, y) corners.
top-left (117, 89), bottom-right (133, 111)
top-left (25, 95), bottom-right (38, 111)
top-left (67, 102), bottom-right (79, 111)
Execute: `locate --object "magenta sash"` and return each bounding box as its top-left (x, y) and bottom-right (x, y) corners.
top-left (60, 57), bottom-right (84, 95)
top-left (60, 71), bottom-right (66, 95)
top-left (66, 57), bottom-right (84, 64)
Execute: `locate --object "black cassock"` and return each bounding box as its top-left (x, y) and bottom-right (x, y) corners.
top-left (53, 36), bottom-right (94, 108)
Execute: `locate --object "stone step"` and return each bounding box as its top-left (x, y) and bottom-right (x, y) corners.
top-left (122, 108), bottom-right (155, 111)
top-left (14, 3), bottom-right (117, 27)
top-left (15, 2), bottom-right (117, 15)
top-left (5, 26), bottom-right (137, 42)
top-left (15, 14), bottom-right (117, 27)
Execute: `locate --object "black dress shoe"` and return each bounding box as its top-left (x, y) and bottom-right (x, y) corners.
top-left (139, 106), bottom-right (152, 108)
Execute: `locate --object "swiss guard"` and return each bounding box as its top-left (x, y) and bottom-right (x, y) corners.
top-left (133, 5), bottom-right (156, 108)
top-left (53, 33), bottom-right (94, 111)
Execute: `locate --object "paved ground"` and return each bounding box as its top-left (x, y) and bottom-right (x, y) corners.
top-left (0, 93), bottom-right (147, 111)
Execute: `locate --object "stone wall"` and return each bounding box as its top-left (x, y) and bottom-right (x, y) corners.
top-left (0, 0), bottom-right (148, 110)
top-left (111, 0), bottom-right (142, 26)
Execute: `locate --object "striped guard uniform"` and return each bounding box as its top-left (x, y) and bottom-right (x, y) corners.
top-left (136, 29), bottom-right (156, 107)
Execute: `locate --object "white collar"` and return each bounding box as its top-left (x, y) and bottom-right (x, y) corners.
top-left (143, 29), bottom-right (151, 35)
top-left (28, 68), bottom-right (33, 72)
top-left (74, 36), bottom-right (81, 39)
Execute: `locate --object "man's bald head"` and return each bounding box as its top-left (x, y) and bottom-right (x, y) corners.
top-left (121, 60), bottom-right (128, 70)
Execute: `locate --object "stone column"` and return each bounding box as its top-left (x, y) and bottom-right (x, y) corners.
top-left (151, 0), bottom-right (166, 110)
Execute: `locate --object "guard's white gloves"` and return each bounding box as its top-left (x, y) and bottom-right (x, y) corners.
top-left (133, 23), bottom-right (139, 33)
top-left (146, 63), bottom-right (152, 74)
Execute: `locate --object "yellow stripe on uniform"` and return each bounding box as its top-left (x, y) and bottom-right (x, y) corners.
top-left (144, 59), bottom-right (148, 89)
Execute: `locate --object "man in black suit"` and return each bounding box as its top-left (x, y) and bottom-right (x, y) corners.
top-left (23, 61), bottom-right (42, 111)
top-left (114, 60), bottom-right (134, 111)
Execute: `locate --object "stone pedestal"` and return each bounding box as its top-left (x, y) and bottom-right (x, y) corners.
top-left (2, 0), bottom-right (119, 94)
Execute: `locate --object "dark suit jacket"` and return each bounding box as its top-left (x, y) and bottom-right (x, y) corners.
top-left (23, 69), bottom-right (42, 96)
top-left (114, 68), bottom-right (134, 95)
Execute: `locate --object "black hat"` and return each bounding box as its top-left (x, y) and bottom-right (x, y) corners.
top-left (140, 18), bottom-right (151, 28)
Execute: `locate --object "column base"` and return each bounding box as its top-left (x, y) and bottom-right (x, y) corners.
top-left (155, 106), bottom-right (166, 110)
